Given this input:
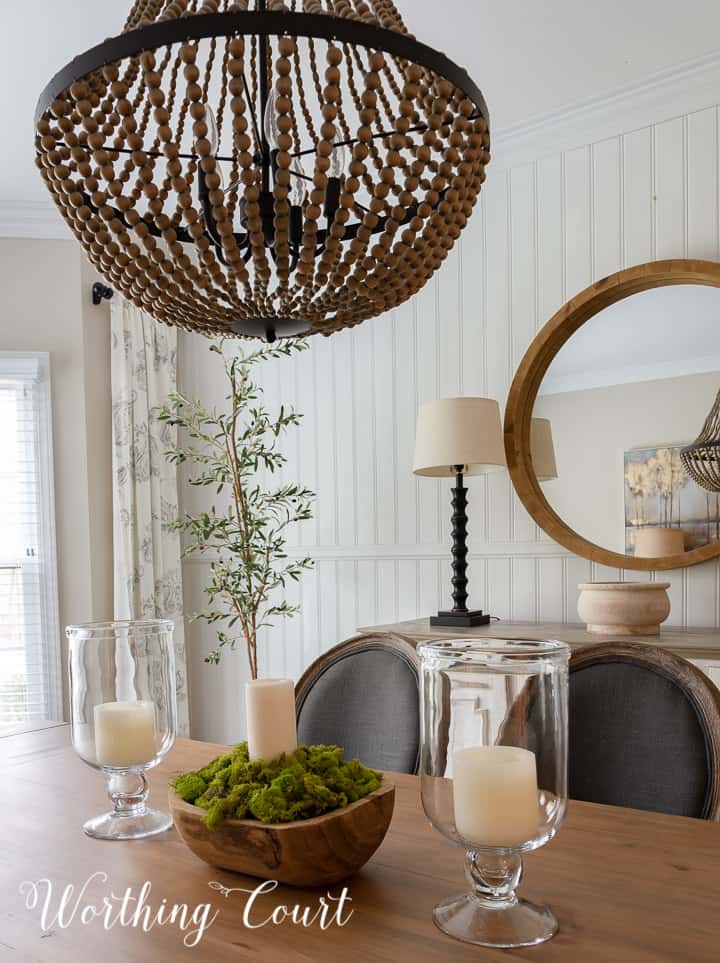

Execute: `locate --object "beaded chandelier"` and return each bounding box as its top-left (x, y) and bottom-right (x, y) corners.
top-left (35, 0), bottom-right (490, 341)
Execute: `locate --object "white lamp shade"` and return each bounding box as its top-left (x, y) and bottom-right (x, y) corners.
top-left (634, 527), bottom-right (685, 557)
top-left (531, 418), bottom-right (558, 482)
top-left (413, 397), bottom-right (506, 477)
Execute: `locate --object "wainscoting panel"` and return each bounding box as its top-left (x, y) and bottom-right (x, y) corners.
top-left (180, 101), bottom-right (720, 743)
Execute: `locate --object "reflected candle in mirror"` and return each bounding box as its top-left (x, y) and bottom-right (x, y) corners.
top-left (453, 746), bottom-right (540, 846)
top-left (94, 701), bottom-right (157, 768)
top-left (246, 678), bottom-right (298, 761)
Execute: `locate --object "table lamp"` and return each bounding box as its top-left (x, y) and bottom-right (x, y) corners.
top-left (413, 397), bottom-right (506, 626)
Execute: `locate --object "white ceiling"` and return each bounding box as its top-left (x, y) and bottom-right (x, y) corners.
top-left (539, 285), bottom-right (720, 394)
top-left (4, 1), bottom-right (720, 205)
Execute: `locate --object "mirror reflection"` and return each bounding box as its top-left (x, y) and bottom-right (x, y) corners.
top-left (533, 284), bottom-right (720, 558)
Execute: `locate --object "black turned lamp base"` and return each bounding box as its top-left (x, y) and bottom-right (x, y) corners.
top-left (430, 610), bottom-right (491, 627)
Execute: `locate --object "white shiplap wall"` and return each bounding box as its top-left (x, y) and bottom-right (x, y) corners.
top-left (180, 100), bottom-right (720, 742)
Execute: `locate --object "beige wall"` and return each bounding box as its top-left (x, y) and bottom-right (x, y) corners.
top-left (0, 239), bottom-right (113, 714)
top-left (535, 371), bottom-right (720, 554)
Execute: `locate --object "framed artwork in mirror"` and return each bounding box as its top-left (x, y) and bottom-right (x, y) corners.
top-left (624, 444), bottom-right (720, 556)
top-left (504, 259), bottom-right (720, 571)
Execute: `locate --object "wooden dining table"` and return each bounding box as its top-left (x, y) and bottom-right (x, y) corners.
top-left (2, 726), bottom-right (719, 962)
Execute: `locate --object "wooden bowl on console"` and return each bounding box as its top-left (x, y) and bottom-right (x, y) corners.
top-left (169, 779), bottom-right (395, 887)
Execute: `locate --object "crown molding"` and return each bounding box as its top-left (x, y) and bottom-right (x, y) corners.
top-left (0, 200), bottom-right (70, 240)
top-left (4, 49), bottom-right (720, 236)
top-left (491, 48), bottom-right (720, 170)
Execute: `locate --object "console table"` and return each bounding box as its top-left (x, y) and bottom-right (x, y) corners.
top-left (358, 619), bottom-right (720, 687)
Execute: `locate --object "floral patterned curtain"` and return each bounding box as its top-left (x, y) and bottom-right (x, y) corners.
top-left (110, 299), bottom-right (189, 735)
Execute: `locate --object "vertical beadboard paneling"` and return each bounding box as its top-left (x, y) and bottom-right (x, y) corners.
top-left (182, 98), bottom-right (720, 742)
top-left (300, 564), bottom-right (320, 670)
top-left (418, 557), bottom-right (440, 618)
top-left (563, 146), bottom-right (593, 298)
top-left (654, 116), bottom-right (686, 258)
top-left (397, 558), bottom-right (418, 622)
top-left (460, 216), bottom-right (487, 396)
top-left (415, 278), bottom-right (440, 545)
top-left (511, 557), bottom-right (537, 621)
top-left (539, 557), bottom-right (565, 623)
top-left (438, 244), bottom-right (462, 396)
top-left (376, 559), bottom-right (397, 624)
top-left (394, 300), bottom-right (418, 545)
top-left (536, 154), bottom-right (564, 324)
top-left (316, 558), bottom-right (337, 650)
top-left (622, 127), bottom-right (653, 266)
top-left (487, 558), bottom-right (511, 620)
top-left (337, 559), bottom-right (358, 641)
top-left (687, 562), bottom-right (717, 627)
top-left (352, 322), bottom-right (376, 545)
top-left (373, 316), bottom-right (397, 546)
top-left (510, 164), bottom-right (537, 370)
top-left (356, 558), bottom-right (377, 631)
top-left (687, 107), bottom-right (719, 258)
top-left (313, 336), bottom-right (337, 545)
top-left (484, 170), bottom-right (511, 403)
top-left (294, 342), bottom-right (318, 546)
top-left (484, 171), bottom-right (512, 547)
top-left (332, 330), bottom-right (356, 546)
top-left (592, 137), bottom-right (622, 279)
top-left (283, 577), bottom-right (303, 681)
top-left (509, 164), bottom-right (539, 544)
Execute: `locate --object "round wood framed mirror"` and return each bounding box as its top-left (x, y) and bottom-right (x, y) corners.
top-left (504, 259), bottom-right (720, 571)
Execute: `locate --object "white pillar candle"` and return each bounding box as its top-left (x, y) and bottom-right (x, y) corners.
top-left (453, 745), bottom-right (540, 846)
top-left (246, 678), bottom-right (298, 762)
top-left (94, 701), bottom-right (157, 768)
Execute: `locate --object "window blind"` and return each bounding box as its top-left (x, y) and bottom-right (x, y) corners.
top-left (0, 354), bottom-right (61, 724)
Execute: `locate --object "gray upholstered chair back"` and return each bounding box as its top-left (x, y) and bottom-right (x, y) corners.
top-left (295, 633), bottom-right (420, 774)
top-left (568, 643), bottom-right (720, 819)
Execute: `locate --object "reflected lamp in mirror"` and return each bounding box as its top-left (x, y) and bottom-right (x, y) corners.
top-left (531, 418), bottom-right (558, 482)
top-left (413, 398), bottom-right (505, 626)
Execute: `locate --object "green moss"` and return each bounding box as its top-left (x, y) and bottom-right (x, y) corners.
top-left (172, 743), bottom-right (382, 830)
top-left (173, 772), bottom-right (208, 802)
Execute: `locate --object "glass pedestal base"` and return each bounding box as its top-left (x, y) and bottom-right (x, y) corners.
top-left (83, 807), bottom-right (173, 840)
top-left (84, 769), bottom-right (172, 840)
top-left (432, 891), bottom-right (558, 948)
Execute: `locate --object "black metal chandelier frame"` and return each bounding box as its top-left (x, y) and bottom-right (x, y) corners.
top-left (35, 8), bottom-right (489, 281)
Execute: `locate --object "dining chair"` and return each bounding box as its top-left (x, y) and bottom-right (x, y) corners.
top-left (295, 632), bottom-right (420, 774)
top-left (567, 642), bottom-right (720, 819)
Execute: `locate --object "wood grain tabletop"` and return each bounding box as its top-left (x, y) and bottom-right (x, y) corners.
top-left (1, 727), bottom-right (719, 962)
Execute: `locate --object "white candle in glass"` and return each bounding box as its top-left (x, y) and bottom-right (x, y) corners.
top-left (452, 746), bottom-right (540, 846)
top-left (94, 701), bottom-right (157, 768)
top-left (246, 678), bottom-right (298, 761)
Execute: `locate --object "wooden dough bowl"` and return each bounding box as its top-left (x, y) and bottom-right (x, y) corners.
top-left (169, 779), bottom-right (395, 887)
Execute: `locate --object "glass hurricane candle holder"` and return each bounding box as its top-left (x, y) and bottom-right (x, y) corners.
top-left (66, 620), bottom-right (177, 840)
top-left (418, 638), bottom-right (569, 949)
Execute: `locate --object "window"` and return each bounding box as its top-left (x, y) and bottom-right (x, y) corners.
top-left (0, 353), bottom-right (62, 724)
